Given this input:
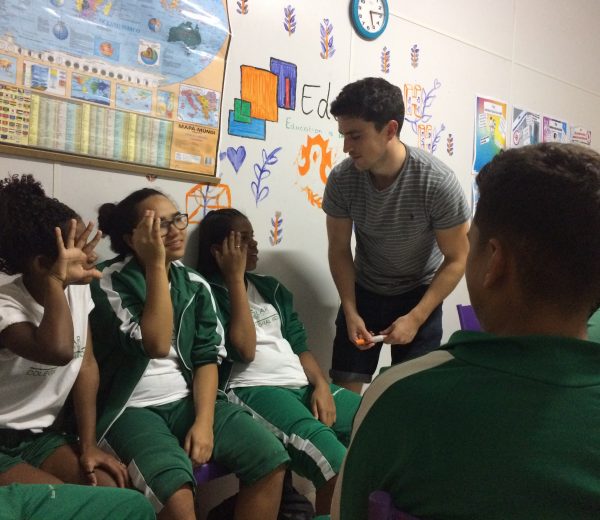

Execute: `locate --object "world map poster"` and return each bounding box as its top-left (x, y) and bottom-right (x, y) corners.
top-left (0, 0), bottom-right (230, 179)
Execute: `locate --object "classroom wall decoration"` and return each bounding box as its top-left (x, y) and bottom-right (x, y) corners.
top-left (186, 181), bottom-right (232, 223)
top-left (472, 95), bottom-right (507, 174)
top-left (511, 107), bottom-right (540, 147)
top-left (2, 0), bottom-right (599, 377)
top-left (0, 0), bottom-right (230, 181)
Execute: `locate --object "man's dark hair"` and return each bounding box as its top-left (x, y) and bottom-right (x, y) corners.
top-left (197, 208), bottom-right (246, 275)
top-left (0, 174), bottom-right (78, 275)
top-left (98, 188), bottom-right (164, 256)
top-left (474, 143), bottom-right (600, 312)
top-left (330, 77), bottom-right (405, 136)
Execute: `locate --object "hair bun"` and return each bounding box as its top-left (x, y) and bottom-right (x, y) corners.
top-left (97, 202), bottom-right (118, 235)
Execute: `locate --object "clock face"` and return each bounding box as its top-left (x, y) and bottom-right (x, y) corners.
top-left (352, 0), bottom-right (389, 40)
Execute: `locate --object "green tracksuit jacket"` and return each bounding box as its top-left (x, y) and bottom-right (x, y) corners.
top-left (205, 272), bottom-right (309, 388)
top-left (90, 255), bottom-right (224, 440)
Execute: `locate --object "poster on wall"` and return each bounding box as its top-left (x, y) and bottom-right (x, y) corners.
top-left (472, 95), bottom-right (507, 175)
top-left (0, 0), bottom-right (230, 181)
top-left (542, 115), bottom-right (569, 143)
top-left (570, 125), bottom-right (592, 146)
top-left (511, 107), bottom-right (540, 148)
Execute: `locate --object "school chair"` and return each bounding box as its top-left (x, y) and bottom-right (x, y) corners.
top-left (368, 490), bottom-right (420, 520)
top-left (456, 304), bottom-right (482, 332)
top-left (193, 461), bottom-right (230, 484)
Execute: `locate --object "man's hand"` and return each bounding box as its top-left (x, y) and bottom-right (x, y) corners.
top-left (346, 311), bottom-right (378, 350)
top-left (380, 313), bottom-right (422, 345)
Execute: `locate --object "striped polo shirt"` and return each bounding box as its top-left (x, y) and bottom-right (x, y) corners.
top-left (323, 146), bottom-right (470, 295)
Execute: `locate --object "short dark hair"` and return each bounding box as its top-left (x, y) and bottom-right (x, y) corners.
top-left (330, 77), bottom-right (404, 135)
top-left (98, 188), bottom-right (164, 256)
top-left (474, 143), bottom-right (600, 312)
top-left (196, 209), bottom-right (246, 275)
top-left (0, 174), bottom-right (78, 275)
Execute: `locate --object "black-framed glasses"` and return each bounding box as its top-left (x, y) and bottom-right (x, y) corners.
top-left (159, 213), bottom-right (189, 234)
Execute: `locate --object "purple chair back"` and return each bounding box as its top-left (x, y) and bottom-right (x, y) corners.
top-left (368, 490), bottom-right (420, 520)
top-left (193, 461), bottom-right (230, 484)
top-left (456, 304), bottom-right (482, 331)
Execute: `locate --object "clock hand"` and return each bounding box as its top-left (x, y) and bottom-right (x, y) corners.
top-left (370, 10), bottom-right (383, 27)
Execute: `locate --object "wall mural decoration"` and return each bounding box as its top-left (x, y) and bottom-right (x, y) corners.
top-left (446, 133), bottom-right (454, 156)
top-left (404, 79), bottom-right (446, 153)
top-left (410, 44), bottom-right (420, 68)
top-left (381, 46), bottom-right (391, 74)
top-left (186, 181), bottom-right (232, 223)
top-left (237, 0), bottom-right (249, 15)
top-left (228, 58), bottom-right (298, 140)
top-left (269, 211), bottom-right (284, 246)
top-left (219, 145), bottom-right (247, 173)
top-left (251, 146), bottom-right (282, 206)
top-left (284, 6), bottom-right (297, 36)
top-left (296, 133), bottom-right (334, 208)
top-left (319, 19), bottom-right (336, 60)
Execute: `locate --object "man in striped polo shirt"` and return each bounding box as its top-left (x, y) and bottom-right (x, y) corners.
top-left (332, 143), bottom-right (600, 519)
top-left (323, 77), bottom-right (470, 393)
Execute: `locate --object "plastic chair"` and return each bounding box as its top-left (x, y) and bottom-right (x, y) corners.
top-left (193, 461), bottom-right (230, 484)
top-left (456, 304), bottom-right (482, 331)
top-left (368, 490), bottom-right (420, 520)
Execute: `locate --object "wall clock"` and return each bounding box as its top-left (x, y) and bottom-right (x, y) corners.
top-left (350, 0), bottom-right (389, 40)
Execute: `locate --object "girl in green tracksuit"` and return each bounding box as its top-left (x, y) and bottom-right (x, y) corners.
top-left (196, 209), bottom-right (361, 516)
top-left (90, 189), bottom-right (288, 520)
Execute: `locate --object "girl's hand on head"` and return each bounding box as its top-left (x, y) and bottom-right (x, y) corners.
top-left (50, 219), bottom-right (102, 285)
top-left (214, 230), bottom-right (247, 282)
top-left (75, 220), bottom-right (102, 271)
top-left (131, 210), bottom-right (166, 268)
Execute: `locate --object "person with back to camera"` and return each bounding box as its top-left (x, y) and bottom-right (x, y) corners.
top-left (588, 307), bottom-right (600, 342)
top-left (332, 143), bottom-right (600, 519)
top-left (0, 175), bottom-right (152, 519)
top-left (323, 77), bottom-right (471, 393)
top-left (196, 209), bottom-right (361, 516)
top-left (90, 188), bottom-right (289, 520)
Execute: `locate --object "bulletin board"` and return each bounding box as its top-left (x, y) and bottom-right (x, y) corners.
top-left (0, 0), bottom-right (230, 183)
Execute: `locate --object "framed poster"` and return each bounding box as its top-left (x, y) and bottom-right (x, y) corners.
top-left (0, 0), bottom-right (230, 182)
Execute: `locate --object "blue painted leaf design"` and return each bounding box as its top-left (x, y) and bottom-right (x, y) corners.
top-left (258, 186), bottom-right (269, 202)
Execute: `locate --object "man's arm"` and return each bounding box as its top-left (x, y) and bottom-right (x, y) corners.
top-left (381, 221), bottom-right (470, 344)
top-left (326, 215), bottom-right (371, 346)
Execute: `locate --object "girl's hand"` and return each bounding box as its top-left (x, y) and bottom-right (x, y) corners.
top-left (311, 382), bottom-right (337, 427)
top-left (214, 231), bottom-right (247, 282)
top-left (80, 446), bottom-right (129, 488)
top-left (184, 420), bottom-right (214, 466)
top-left (131, 210), bottom-right (165, 268)
top-left (49, 219), bottom-right (101, 285)
top-left (75, 220), bottom-right (102, 272)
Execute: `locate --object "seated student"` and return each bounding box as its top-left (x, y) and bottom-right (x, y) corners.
top-left (332, 143), bottom-right (600, 519)
top-left (196, 209), bottom-right (361, 515)
top-left (90, 189), bottom-right (288, 520)
top-left (0, 175), bottom-right (127, 488)
top-left (0, 483), bottom-right (155, 520)
top-left (588, 308), bottom-right (600, 342)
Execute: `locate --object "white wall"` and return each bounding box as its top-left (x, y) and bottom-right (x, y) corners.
top-left (2, 0), bottom-right (600, 377)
